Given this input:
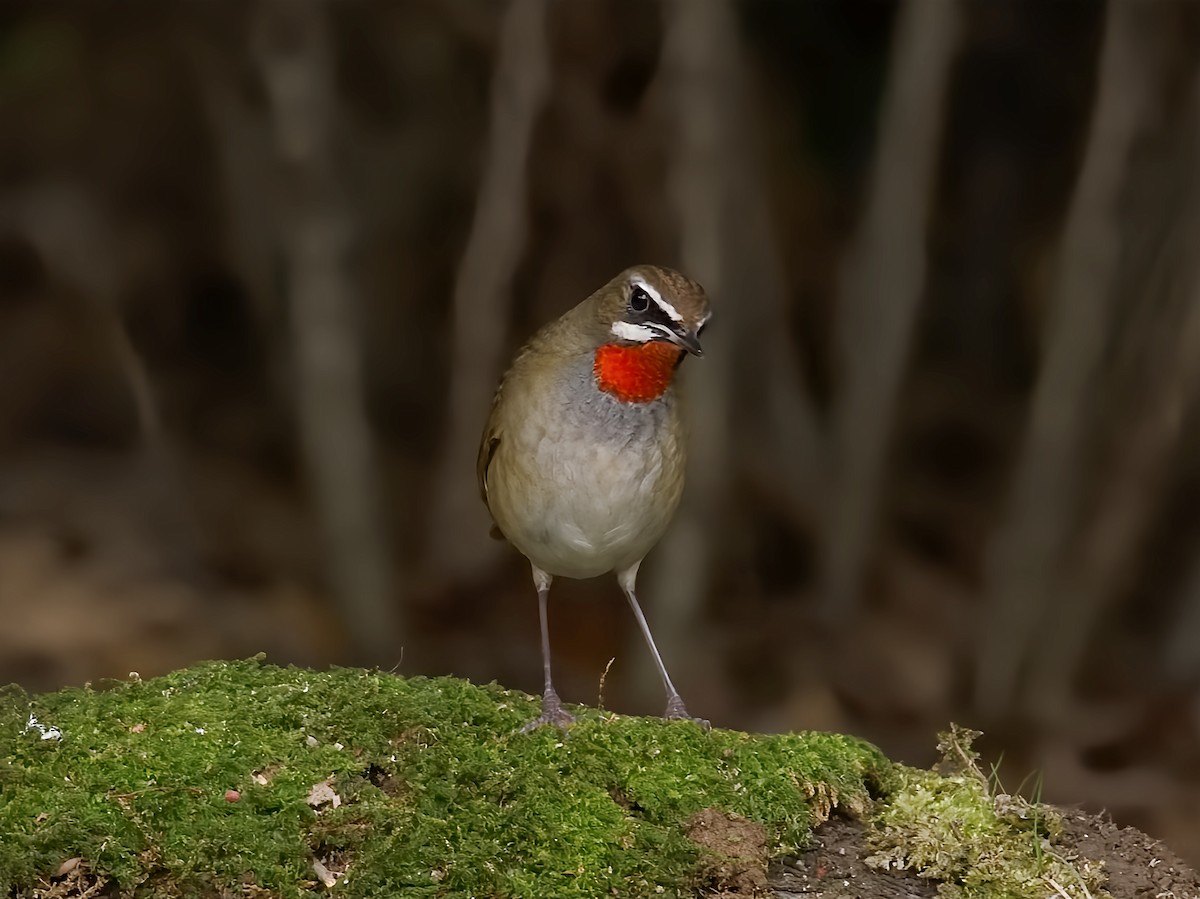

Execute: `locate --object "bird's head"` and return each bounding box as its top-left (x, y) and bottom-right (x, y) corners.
top-left (593, 265), bottom-right (710, 357)
top-left (586, 265), bottom-right (710, 403)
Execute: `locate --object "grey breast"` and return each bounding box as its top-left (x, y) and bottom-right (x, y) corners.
top-left (555, 354), bottom-right (677, 449)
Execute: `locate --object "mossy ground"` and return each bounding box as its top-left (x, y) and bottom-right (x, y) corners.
top-left (0, 658), bottom-right (891, 898)
top-left (867, 727), bottom-right (1108, 899)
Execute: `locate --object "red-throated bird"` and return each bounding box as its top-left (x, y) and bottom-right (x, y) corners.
top-left (477, 265), bottom-right (711, 730)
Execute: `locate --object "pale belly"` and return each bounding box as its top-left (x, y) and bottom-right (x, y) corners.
top-left (490, 425), bottom-right (685, 579)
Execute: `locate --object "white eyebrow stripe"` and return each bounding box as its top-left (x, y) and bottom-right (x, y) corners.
top-left (630, 275), bottom-right (683, 323)
top-left (611, 320), bottom-right (658, 342)
top-left (653, 296), bottom-right (683, 323)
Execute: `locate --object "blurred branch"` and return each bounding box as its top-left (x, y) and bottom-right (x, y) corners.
top-left (974, 1), bottom-right (1163, 718)
top-left (1030, 157), bottom-right (1200, 716)
top-left (823, 0), bottom-right (962, 618)
top-left (255, 0), bottom-right (397, 664)
top-left (1160, 74), bottom-right (1200, 687)
top-left (428, 0), bottom-right (550, 578)
top-left (1165, 542), bottom-right (1200, 685)
top-left (0, 186), bottom-right (158, 444)
top-left (182, 22), bottom-right (278, 340)
top-left (728, 81), bottom-right (825, 534)
top-left (634, 0), bottom-right (736, 702)
top-left (0, 183), bottom-right (203, 575)
top-left (642, 0), bottom-right (827, 704)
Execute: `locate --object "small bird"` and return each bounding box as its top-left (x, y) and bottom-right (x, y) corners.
top-left (478, 265), bottom-right (711, 731)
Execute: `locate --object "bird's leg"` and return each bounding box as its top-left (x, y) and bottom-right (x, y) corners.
top-left (520, 566), bottom-right (576, 732)
top-left (617, 564), bottom-right (710, 729)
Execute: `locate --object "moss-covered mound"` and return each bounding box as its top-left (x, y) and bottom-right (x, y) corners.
top-left (867, 727), bottom-right (1108, 899)
top-left (0, 659), bottom-right (891, 898)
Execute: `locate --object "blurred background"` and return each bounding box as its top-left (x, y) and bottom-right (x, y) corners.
top-left (1, 0), bottom-right (1199, 862)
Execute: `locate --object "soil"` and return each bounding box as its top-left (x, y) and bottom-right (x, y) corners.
top-left (769, 817), bottom-right (937, 898)
top-left (688, 807), bottom-right (772, 897)
top-left (762, 812), bottom-right (1200, 899)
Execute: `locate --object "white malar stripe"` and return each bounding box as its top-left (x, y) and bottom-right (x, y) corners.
top-left (611, 320), bottom-right (658, 342)
top-left (630, 275), bottom-right (682, 322)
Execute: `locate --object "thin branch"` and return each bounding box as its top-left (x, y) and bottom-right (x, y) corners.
top-left (974, 1), bottom-right (1161, 717)
top-left (727, 99), bottom-right (826, 534)
top-left (1164, 543), bottom-right (1200, 684)
top-left (0, 182), bottom-right (204, 577)
top-left (642, 0), bottom-right (827, 701)
top-left (182, 22), bottom-right (278, 339)
top-left (634, 0), bottom-right (735, 700)
top-left (1030, 183), bottom-right (1200, 715)
top-left (823, 0), bottom-right (962, 618)
top-left (428, 0), bottom-right (550, 578)
top-left (1159, 73), bottom-right (1200, 686)
top-left (255, 0), bottom-right (398, 664)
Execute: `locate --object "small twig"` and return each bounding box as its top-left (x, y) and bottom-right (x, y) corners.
top-left (107, 785), bottom-right (206, 801)
top-left (1044, 875), bottom-right (1074, 899)
top-left (597, 657), bottom-right (616, 712)
top-left (1045, 851), bottom-right (1096, 899)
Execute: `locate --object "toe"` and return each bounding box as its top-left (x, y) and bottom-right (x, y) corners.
top-left (519, 707), bottom-right (576, 733)
top-left (663, 696), bottom-right (710, 730)
top-left (519, 693), bottom-right (576, 733)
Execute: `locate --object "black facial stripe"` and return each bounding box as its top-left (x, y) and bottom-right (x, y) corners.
top-left (625, 302), bottom-right (682, 331)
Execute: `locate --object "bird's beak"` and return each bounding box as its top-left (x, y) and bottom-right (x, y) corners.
top-left (658, 324), bottom-right (704, 357)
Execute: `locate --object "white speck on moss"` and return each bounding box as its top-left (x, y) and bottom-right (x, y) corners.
top-left (25, 714), bottom-right (62, 741)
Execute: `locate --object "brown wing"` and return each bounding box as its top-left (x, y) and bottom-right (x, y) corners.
top-left (476, 383), bottom-right (506, 540)
top-left (476, 324), bottom-right (562, 541)
top-left (477, 430), bottom-right (500, 510)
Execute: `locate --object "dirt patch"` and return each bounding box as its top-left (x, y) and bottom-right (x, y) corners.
top-left (770, 816), bottom-right (938, 898)
top-left (687, 807), bottom-right (771, 897)
top-left (768, 811), bottom-right (1200, 898)
top-left (1059, 809), bottom-right (1200, 899)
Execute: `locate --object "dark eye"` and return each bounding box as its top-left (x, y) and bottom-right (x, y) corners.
top-left (628, 286), bottom-right (651, 313)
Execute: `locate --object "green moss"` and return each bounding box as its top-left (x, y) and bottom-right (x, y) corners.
top-left (867, 728), bottom-right (1106, 899)
top-left (0, 658), bottom-right (891, 898)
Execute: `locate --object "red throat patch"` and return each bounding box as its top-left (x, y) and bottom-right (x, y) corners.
top-left (593, 342), bottom-right (683, 403)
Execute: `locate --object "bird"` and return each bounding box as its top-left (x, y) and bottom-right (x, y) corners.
top-left (477, 264), bottom-right (711, 731)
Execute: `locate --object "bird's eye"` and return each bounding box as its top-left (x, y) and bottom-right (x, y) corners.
top-left (629, 286), bottom-right (651, 313)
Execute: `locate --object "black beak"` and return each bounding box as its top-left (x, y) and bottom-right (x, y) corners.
top-left (662, 324), bottom-right (703, 357)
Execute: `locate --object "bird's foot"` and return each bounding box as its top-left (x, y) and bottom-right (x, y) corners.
top-left (520, 690), bottom-right (576, 733)
top-left (663, 694), bottom-right (710, 731)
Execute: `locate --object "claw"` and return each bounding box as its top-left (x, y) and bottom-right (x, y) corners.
top-left (664, 694), bottom-right (710, 731)
top-left (519, 690), bottom-right (576, 733)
